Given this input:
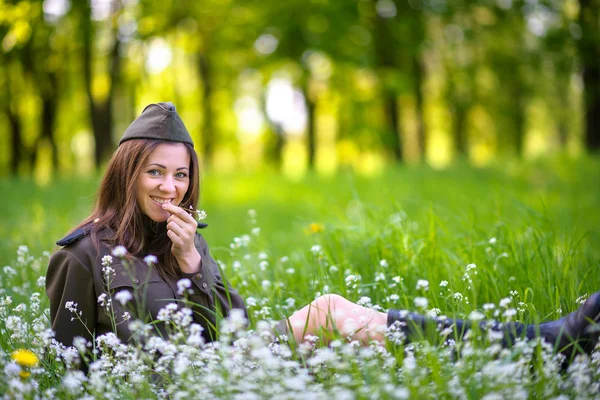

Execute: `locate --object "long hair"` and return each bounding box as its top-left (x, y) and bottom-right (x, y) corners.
top-left (72, 139), bottom-right (200, 278)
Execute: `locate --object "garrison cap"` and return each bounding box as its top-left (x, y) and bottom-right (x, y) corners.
top-left (119, 102), bottom-right (194, 147)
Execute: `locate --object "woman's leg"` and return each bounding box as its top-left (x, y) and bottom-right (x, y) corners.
top-left (387, 292), bottom-right (600, 361)
top-left (283, 292), bottom-right (600, 362)
top-left (285, 294), bottom-right (388, 344)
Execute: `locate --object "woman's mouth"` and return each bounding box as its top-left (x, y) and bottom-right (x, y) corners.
top-left (151, 196), bottom-right (173, 205)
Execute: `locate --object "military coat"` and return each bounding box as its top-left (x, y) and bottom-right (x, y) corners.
top-left (46, 225), bottom-right (247, 348)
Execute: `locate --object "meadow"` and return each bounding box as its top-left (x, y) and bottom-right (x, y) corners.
top-left (1, 156), bottom-right (599, 399)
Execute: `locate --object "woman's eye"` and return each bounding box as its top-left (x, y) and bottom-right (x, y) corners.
top-left (175, 172), bottom-right (188, 179)
top-left (148, 169), bottom-right (161, 176)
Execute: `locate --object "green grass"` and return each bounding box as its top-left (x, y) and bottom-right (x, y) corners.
top-left (3, 156), bottom-right (598, 311)
top-left (1, 156), bottom-right (599, 398)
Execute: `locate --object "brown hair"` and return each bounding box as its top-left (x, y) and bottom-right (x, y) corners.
top-left (72, 139), bottom-right (200, 278)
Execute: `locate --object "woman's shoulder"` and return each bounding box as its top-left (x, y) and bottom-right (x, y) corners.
top-left (53, 224), bottom-right (114, 265)
top-left (56, 224), bottom-right (94, 247)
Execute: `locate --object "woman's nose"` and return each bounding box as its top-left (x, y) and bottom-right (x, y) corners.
top-left (159, 175), bottom-right (176, 192)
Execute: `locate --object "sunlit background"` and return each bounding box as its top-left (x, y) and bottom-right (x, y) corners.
top-left (0, 0), bottom-right (598, 183)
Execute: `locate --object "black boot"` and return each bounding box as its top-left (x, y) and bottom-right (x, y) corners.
top-left (387, 292), bottom-right (600, 360)
top-left (386, 309), bottom-right (526, 347)
top-left (536, 292), bottom-right (600, 360)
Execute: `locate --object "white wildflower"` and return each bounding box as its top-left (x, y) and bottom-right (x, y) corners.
top-left (414, 297), bottom-right (428, 309)
top-left (143, 254), bottom-right (157, 265)
top-left (196, 209), bottom-right (208, 220)
top-left (503, 308), bottom-right (517, 319)
top-left (114, 290), bottom-right (133, 306)
top-left (4, 362), bottom-right (20, 377)
top-left (63, 371), bottom-right (87, 395)
top-left (101, 255), bottom-right (113, 267)
top-left (97, 293), bottom-right (108, 307)
top-left (416, 279), bottom-right (429, 291)
top-left (468, 311), bottom-right (485, 321)
top-left (499, 297), bottom-right (512, 308)
top-left (177, 278), bottom-right (192, 295)
top-left (111, 246), bottom-right (127, 257)
top-left (65, 301), bottom-right (79, 313)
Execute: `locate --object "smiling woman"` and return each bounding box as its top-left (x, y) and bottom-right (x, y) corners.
top-left (46, 103), bottom-right (246, 360)
top-left (46, 102), bottom-right (600, 374)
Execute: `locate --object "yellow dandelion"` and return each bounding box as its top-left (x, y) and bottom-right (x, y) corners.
top-left (19, 371), bottom-right (31, 379)
top-left (11, 349), bottom-right (39, 368)
top-left (305, 222), bottom-right (324, 234)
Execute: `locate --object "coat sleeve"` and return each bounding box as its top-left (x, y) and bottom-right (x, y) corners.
top-left (46, 250), bottom-right (97, 348)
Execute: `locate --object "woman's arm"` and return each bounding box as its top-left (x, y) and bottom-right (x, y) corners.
top-left (46, 250), bottom-right (97, 347)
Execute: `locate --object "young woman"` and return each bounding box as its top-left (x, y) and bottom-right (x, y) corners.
top-left (46, 102), bottom-right (600, 366)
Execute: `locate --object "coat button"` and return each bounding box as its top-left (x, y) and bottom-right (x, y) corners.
top-left (202, 282), bottom-right (208, 290)
top-left (194, 273), bottom-right (203, 280)
top-left (132, 278), bottom-right (140, 284)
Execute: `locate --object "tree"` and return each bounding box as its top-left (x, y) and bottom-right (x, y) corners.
top-left (577, 0), bottom-right (600, 151)
top-left (73, 0), bottom-right (122, 168)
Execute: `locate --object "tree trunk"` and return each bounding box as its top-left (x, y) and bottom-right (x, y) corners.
top-left (79, 0), bottom-right (117, 168)
top-left (40, 73), bottom-right (60, 171)
top-left (578, 0), bottom-right (600, 151)
top-left (413, 54), bottom-right (426, 160)
top-left (303, 81), bottom-right (317, 170)
top-left (374, 3), bottom-right (404, 162)
top-left (198, 52), bottom-right (214, 168)
top-left (30, 92), bottom-right (60, 171)
top-left (513, 90), bottom-right (526, 157)
top-left (384, 93), bottom-right (402, 160)
top-left (266, 122), bottom-right (286, 169)
top-left (453, 103), bottom-right (468, 156)
top-left (7, 107), bottom-right (23, 175)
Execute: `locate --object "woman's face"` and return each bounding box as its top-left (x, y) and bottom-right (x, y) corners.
top-left (136, 143), bottom-right (191, 222)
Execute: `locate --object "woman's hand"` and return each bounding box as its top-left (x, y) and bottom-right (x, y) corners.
top-left (162, 202), bottom-right (202, 274)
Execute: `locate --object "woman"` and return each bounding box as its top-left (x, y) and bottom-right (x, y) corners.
top-left (47, 102), bottom-right (600, 366)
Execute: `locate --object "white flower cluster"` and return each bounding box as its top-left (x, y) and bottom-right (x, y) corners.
top-left (2, 236), bottom-right (600, 399)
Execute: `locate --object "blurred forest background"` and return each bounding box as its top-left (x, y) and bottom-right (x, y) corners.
top-left (0, 0), bottom-right (599, 182)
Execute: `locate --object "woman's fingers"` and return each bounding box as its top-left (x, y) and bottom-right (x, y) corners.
top-left (166, 228), bottom-right (183, 246)
top-left (162, 203), bottom-right (198, 227)
top-left (162, 203), bottom-right (198, 253)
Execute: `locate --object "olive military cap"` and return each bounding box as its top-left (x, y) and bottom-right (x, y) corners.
top-left (119, 102), bottom-right (194, 147)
